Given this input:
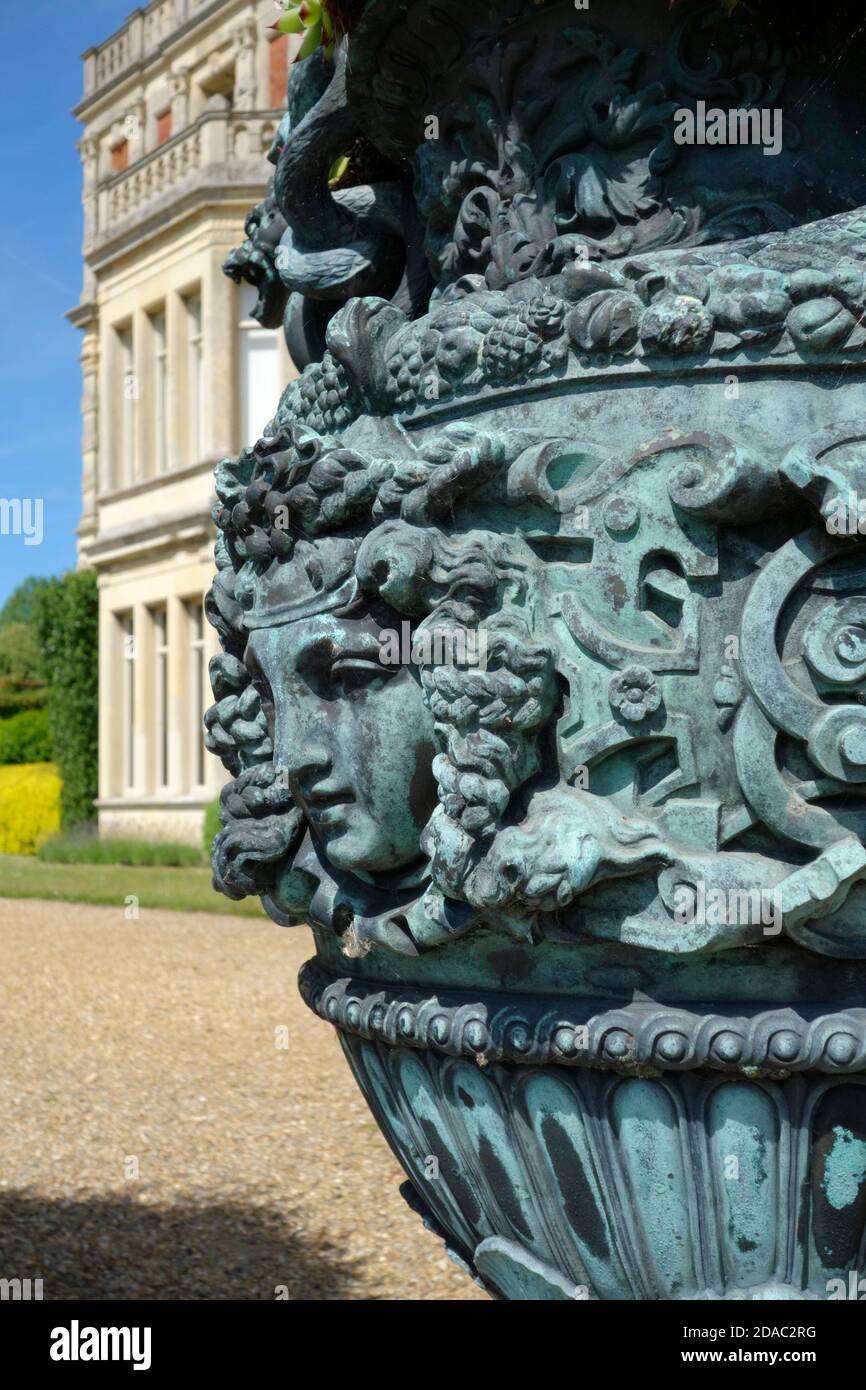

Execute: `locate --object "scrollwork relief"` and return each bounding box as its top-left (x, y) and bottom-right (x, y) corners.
top-left (204, 397), bottom-right (866, 961)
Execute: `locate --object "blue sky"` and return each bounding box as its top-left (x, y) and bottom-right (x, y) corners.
top-left (0, 0), bottom-right (135, 610)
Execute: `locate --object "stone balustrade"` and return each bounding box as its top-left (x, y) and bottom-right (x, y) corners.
top-left (83, 0), bottom-right (224, 101)
top-left (94, 110), bottom-right (276, 247)
top-left (103, 121), bottom-right (203, 226)
top-left (143, 0), bottom-right (177, 55)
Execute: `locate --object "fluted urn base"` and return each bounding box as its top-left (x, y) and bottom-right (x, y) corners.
top-left (301, 956), bottom-right (866, 1301)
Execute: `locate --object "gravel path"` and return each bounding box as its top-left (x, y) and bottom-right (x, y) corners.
top-left (0, 898), bottom-right (486, 1301)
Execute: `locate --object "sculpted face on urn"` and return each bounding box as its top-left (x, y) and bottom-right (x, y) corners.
top-left (246, 610), bottom-right (436, 877)
top-left (206, 0), bottom-right (866, 1300)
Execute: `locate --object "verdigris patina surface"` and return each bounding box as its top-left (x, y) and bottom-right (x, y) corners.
top-left (206, 0), bottom-right (866, 1299)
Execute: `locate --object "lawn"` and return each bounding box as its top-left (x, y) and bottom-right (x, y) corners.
top-left (0, 855), bottom-right (262, 916)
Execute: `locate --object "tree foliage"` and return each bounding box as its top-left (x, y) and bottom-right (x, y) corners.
top-left (0, 576), bottom-right (52, 630)
top-left (35, 570), bottom-right (99, 827)
top-left (0, 622), bottom-right (44, 682)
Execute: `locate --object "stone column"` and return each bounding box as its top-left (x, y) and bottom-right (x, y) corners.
top-left (80, 135), bottom-right (100, 254)
top-left (133, 307), bottom-right (150, 482)
top-left (97, 180), bottom-right (109, 245)
top-left (203, 250), bottom-right (236, 461)
top-left (98, 586), bottom-right (117, 801)
top-left (78, 322), bottom-right (100, 550)
top-left (127, 13), bottom-right (144, 66)
top-left (82, 48), bottom-right (96, 101)
top-left (132, 602), bottom-right (150, 796)
top-left (98, 319), bottom-right (116, 494)
top-left (233, 18), bottom-right (259, 114)
top-left (200, 96), bottom-right (230, 166)
top-left (167, 594), bottom-right (186, 795)
top-left (127, 95), bottom-right (147, 161)
top-left (169, 65), bottom-right (189, 132)
top-left (165, 290), bottom-right (185, 473)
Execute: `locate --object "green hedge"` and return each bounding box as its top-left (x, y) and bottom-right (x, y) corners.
top-left (39, 829), bottom-right (204, 867)
top-left (36, 571), bottom-right (99, 828)
top-left (0, 678), bottom-right (45, 719)
top-left (0, 707), bottom-right (52, 764)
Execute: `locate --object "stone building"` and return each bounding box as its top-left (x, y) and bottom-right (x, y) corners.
top-left (69, 0), bottom-right (295, 844)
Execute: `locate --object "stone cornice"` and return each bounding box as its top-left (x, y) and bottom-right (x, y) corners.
top-left (86, 163), bottom-right (270, 273)
top-left (75, 0), bottom-right (239, 120)
top-left (66, 301), bottom-right (99, 330)
top-left (97, 456), bottom-right (222, 507)
top-left (85, 502), bottom-right (215, 567)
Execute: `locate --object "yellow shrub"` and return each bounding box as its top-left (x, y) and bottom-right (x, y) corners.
top-left (0, 763), bottom-right (61, 855)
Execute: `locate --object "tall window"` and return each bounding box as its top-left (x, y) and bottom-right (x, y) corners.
top-left (149, 308), bottom-right (168, 474)
top-left (152, 605), bottom-right (169, 789)
top-left (119, 612), bottom-right (135, 791)
top-left (117, 323), bottom-right (135, 486)
top-left (239, 284), bottom-right (280, 446)
top-left (186, 598), bottom-right (207, 788)
top-left (185, 291), bottom-right (204, 462)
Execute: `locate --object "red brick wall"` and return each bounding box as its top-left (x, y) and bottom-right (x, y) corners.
top-left (110, 140), bottom-right (129, 174)
top-left (156, 110), bottom-right (173, 146)
top-left (269, 34), bottom-right (289, 109)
